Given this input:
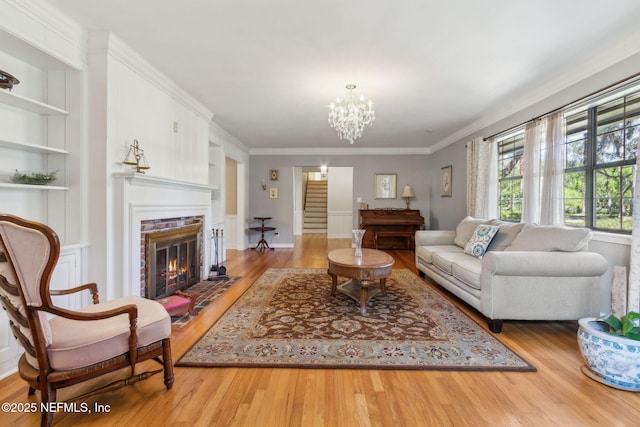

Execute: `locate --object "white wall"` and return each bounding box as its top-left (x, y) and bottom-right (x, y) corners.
top-left (327, 167), bottom-right (353, 238)
top-left (86, 31), bottom-right (214, 297)
top-left (249, 154), bottom-right (430, 245)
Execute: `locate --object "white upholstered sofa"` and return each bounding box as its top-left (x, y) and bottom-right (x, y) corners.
top-left (415, 217), bottom-right (608, 332)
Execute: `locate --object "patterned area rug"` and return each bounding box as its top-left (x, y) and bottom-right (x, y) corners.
top-left (177, 268), bottom-right (535, 371)
top-left (170, 276), bottom-right (239, 327)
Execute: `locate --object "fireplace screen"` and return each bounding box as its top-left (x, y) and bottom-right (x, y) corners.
top-left (146, 224), bottom-right (202, 299)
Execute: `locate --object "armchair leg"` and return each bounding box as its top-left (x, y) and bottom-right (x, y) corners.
top-left (488, 319), bottom-right (504, 333)
top-left (162, 338), bottom-right (174, 390)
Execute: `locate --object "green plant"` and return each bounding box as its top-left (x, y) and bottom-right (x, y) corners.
top-left (599, 311), bottom-right (640, 341)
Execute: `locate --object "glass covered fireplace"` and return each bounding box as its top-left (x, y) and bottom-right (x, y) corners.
top-left (145, 224), bottom-right (202, 300)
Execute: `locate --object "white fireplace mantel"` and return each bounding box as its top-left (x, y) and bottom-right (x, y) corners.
top-left (111, 172), bottom-right (215, 300)
top-left (113, 171), bottom-right (219, 192)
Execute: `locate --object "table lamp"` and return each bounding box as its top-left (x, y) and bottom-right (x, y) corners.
top-left (401, 185), bottom-right (415, 209)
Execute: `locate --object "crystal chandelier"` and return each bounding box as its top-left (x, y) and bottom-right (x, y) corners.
top-left (328, 84), bottom-right (375, 144)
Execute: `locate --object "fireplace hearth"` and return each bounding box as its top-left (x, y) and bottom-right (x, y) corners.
top-left (145, 224), bottom-right (202, 300)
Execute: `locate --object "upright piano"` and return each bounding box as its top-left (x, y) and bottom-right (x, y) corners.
top-left (359, 209), bottom-right (425, 250)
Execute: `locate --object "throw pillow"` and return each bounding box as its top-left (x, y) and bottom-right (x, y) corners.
top-left (464, 225), bottom-right (500, 258)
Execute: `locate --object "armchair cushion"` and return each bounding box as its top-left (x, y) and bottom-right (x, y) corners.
top-left (47, 296), bottom-right (170, 371)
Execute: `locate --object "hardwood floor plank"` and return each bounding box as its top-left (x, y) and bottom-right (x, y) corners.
top-left (1, 235), bottom-right (638, 426)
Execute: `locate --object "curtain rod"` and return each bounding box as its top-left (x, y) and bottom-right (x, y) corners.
top-left (483, 71), bottom-right (640, 141)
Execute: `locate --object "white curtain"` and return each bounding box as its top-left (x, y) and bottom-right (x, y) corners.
top-left (466, 137), bottom-right (498, 219)
top-left (627, 152), bottom-right (640, 312)
top-left (522, 112), bottom-right (565, 225)
top-left (540, 112), bottom-right (566, 224)
top-left (522, 120), bottom-right (544, 223)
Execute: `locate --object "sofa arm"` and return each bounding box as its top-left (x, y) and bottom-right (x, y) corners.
top-left (482, 251), bottom-right (608, 277)
top-left (415, 230), bottom-right (456, 247)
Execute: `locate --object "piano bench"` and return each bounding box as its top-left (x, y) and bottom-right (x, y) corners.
top-left (374, 231), bottom-right (414, 250)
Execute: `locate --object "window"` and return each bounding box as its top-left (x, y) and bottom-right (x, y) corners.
top-left (563, 90), bottom-right (640, 232)
top-left (498, 133), bottom-right (524, 221)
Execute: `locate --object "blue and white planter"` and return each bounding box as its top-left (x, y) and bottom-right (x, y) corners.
top-left (577, 318), bottom-right (640, 391)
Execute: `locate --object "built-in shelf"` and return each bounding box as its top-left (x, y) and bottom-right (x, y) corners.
top-left (0, 89), bottom-right (69, 115)
top-left (0, 139), bottom-right (68, 154)
top-left (0, 182), bottom-right (68, 190)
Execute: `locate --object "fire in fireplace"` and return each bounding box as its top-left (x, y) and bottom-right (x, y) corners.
top-left (145, 224), bottom-right (202, 299)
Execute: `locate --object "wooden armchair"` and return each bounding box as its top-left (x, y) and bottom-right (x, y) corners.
top-left (0, 214), bottom-right (174, 427)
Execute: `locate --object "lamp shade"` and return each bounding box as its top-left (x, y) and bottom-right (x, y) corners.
top-left (401, 185), bottom-right (415, 198)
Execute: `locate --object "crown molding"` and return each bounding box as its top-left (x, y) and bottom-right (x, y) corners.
top-left (249, 146), bottom-right (430, 156)
top-left (88, 31), bottom-right (213, 121)
top-left (2, 0), bottom-right (87, 70)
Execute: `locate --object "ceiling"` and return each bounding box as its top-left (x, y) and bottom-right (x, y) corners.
top-left (44, 0), bottom-right (640, 152)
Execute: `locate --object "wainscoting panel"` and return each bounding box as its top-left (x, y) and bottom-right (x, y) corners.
top-left (327, 210), bottom-right (353, 238)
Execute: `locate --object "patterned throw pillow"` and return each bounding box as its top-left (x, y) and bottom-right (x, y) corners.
top-left (464, 225), bottom-right (500, 258)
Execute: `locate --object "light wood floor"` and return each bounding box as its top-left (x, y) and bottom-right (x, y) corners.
top-left (1, 235), bottom-right (638, 426)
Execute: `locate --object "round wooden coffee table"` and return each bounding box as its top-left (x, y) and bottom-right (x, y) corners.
top-left (327, 248), bottom-right (394, 315)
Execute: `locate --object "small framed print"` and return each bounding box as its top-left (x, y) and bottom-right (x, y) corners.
top-left (374, 173), bottom-right (397, 199)
top-left (269, 187), bottom-right (279, 199)
top-left (440, 165), bottom-right (452, 197)
top-left (270, 169), bottom-right (279, 181)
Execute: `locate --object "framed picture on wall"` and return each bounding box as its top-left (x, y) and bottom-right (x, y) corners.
top-left (270, 169), bottom-right (279, 180)
top-left (440, 165), bottom-right (452, 197)
top-left (269, 187), bottom-right (279, 199)
top-left (374, 173), bottom-right (397, 199)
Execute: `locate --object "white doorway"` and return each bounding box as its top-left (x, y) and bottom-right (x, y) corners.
top-left (293, 166), bottom-right (353, 238)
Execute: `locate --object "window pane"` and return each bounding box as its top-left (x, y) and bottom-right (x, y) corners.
top-left (594, 165), bottom-right (635, 231)
top-left (626, 92), bottom-right (640, 127)
top-left (498, 134), bottom-right (524, 179)
top-left (625, 124), bottom-right (639, 160)
top-left (498, 178), bottom-right (522, 221)
top-left (565, 111), bottom-right (588, 168)
top-left (596, 98), bottom-right (625, 164)
top-left (566, 140), bottom-right (586, 168)
top-left (564, 171), bottom-right (585, 226)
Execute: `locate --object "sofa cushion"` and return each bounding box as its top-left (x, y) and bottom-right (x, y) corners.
top-left (506, 223), bottom-right (592, 252)
top-left (416, 244), bottom-right (463, 264)
top-left (486, 220), bottom-right (525, 251)
top-left (432, 252), bottom-right (465, 275)
top-left (451, 255), bottom-right (483, 290)
top-left (464, 225), bottom-right (500, 258)
top-left (454, 216), bottom-right (488, 248)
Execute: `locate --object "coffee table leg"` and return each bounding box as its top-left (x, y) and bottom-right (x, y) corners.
top-left (360, 280), bottom-right (369, 315)
top-left (328, 270), bottom-right (338, 296)
top-left (380, 278), bottom-right (387, 296)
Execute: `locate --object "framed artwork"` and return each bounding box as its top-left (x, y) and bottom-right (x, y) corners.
top-left (269, 187), bottom-right (279, 199)
top-left (270, 169), bottom-right (279, 181)
top-left (374, 173), bottom-right (397, 199)
top-left (440, 165), bottom-right (452, 197)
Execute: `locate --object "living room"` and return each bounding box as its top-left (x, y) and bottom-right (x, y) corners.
top-left (2, 1), bottom-right (640, 425)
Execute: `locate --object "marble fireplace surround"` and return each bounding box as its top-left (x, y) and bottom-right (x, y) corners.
top-left (113, 172), bottom-right (216, 300)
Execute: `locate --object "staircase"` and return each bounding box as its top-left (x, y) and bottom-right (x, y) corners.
top-left (303, 180), bottom-right (328, 234)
